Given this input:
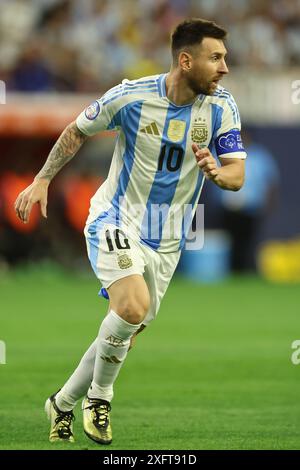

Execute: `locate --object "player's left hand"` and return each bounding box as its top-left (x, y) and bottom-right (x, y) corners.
top-left (192, 143), bottom-right (219, 181)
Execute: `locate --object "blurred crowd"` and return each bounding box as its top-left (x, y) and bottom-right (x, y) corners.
top-left (0, 135), bottom-right (109, 270)
top-left (0, 0), bottom-right (300, 93)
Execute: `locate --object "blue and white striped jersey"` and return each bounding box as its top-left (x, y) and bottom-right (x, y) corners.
top-left (76, 73), bottom-right (246, 253)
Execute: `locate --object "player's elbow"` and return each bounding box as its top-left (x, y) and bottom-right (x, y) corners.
top-left (231, 165), bottom-right (245, 191)
top-left (232, 174), bottom-right (244, 191)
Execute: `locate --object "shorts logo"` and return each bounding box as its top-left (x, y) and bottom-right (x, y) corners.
top-left (167, 119), bottom-right (186, 142)
top-left (85, 101), bottom-right (101, 120)
top-left (117, 253), bottom-right (133, 269)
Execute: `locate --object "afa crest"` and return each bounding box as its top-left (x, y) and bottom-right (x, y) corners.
top-left (117, 253), bottom-right (133, 269)
top-left (191, 118), bottom-right (208, 144)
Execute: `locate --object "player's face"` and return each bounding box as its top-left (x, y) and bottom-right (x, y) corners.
top-left (186, 38), bottom-right (229, 95)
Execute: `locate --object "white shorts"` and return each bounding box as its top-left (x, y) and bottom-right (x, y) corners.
top-left (84, 222), bottom-right (181, 326)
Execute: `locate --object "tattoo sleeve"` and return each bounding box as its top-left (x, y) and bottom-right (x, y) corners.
top-left (35, 121), bottom-right (88, 182)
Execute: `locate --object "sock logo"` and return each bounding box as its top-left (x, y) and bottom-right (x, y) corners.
top-left (105, 335), bottom-right (125, 348)
top-left (100, 355), bottom-right (122, 364)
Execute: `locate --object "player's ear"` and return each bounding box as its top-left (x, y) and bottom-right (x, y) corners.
top-left (179, 51), bottom-right (192, 71)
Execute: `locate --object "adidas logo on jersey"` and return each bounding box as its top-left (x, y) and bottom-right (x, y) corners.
top-left (140, 122), bottom-right (160, 136)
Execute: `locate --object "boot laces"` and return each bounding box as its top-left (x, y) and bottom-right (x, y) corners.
top-left (86, 398), bottom-right (111, 429)
top-left (55, 410), bottom-right (75, 438)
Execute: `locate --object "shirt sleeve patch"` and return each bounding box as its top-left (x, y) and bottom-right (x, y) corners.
top-left (215, 129), bottom-right (245, 155)
top-left (84, 100), bottom-right (101, 120)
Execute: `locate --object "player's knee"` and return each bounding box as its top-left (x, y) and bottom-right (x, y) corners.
top-left (116, 295), bottom-right (150, 324)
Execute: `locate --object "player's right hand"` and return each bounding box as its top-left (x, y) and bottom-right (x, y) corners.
top-left (14, 178), bottom-right (49, 224)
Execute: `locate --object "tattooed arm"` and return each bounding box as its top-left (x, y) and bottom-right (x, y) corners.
top-left (14, 121), bottom-right (88, 223)
top-left (35, 121), bottom-right (87, 182)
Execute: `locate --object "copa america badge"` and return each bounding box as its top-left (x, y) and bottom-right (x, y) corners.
top-left (85, 101), bottom-right (101, 120)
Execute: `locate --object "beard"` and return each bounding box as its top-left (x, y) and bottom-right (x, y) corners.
top-left (186, 74), bottom-right (216, 96)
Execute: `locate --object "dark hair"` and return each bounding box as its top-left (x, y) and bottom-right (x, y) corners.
top-left (171, 18), bottom-right (227, 62)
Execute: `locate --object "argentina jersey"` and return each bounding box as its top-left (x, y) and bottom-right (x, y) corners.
top-left (76, 73), bottom-right (247, 253)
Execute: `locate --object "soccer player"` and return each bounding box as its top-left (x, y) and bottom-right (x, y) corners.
top-left (14, 19), bottom-right (246, 445)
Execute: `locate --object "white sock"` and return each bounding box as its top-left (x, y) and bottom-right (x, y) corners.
top-left (89, 309), bottom-right (142, 402)
top-left (55, 339), bottom-right (97, 412)
top-left (88, 382), bottom-right (113, 403)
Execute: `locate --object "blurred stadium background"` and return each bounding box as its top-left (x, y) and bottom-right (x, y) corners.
top-left (1, 0), bottom-right (300, 450)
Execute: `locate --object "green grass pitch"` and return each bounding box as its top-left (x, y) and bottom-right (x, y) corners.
top-left (1, 264), bottom-right (300, 450)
